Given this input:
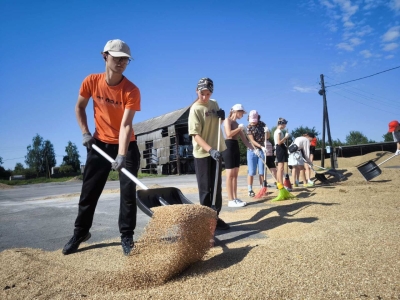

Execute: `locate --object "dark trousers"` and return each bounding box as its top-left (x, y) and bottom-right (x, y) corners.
top-left (194, 156), bottom-right (222, 214)
top-left (74, 139), bottom-right (140, 238)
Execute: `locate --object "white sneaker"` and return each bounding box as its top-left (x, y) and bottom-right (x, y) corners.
top-left (228, 199), bottom-right (246, 207)
top-left (235, 198), bottom-right (247, 205)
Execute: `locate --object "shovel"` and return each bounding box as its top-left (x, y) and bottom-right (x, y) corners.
top-left (92, 144), bottom-right (194, 218)
top-left (357, 153), bottom-right (397, 181)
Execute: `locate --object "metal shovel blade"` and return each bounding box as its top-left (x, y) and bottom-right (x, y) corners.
top-left (357, 160), bottom-right (382, 181)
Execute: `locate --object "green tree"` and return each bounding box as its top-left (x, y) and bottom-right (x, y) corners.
top-left (382, 132), bottom-right (393, 142)
top-left (14, 163), bottom-right (25, 174)
top-left (345, 131), bottom-right (369, 145)
top-left (25, 134), bottom-right (57, 178)
top-left (0, 156), bottom-right (3, 165)
top-left (62, 141), bottom-right (81, 172)
top-left (290, 126), bottom-right (320, 140)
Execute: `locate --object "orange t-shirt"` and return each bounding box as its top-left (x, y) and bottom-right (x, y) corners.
top-left (79, 73), bottom-right (141, 144)
top-left (310, 137), bottom-right (317, 147)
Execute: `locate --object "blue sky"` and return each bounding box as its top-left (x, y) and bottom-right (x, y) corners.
top-left (1, 0), bottom-right (399, 170)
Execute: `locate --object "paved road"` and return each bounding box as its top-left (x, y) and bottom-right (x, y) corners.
top-left (0, 174), bottom-right (274, 252)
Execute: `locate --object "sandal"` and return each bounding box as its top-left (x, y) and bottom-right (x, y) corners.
top-left (248, 190), bottom-right (255, 197)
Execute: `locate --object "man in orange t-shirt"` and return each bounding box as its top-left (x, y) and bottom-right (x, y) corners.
top-left (63, 39), bottom-right (141, 256)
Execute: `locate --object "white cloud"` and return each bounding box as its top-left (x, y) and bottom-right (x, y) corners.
top-left (320, 0), bottom-right (335, 9)
top-left (332, 61), bottom-right (348, 73)
top-left (385, 54), bottom-right (395, 59)
top-left (337, 42), bottom-right (354, 51)
top-left (360, 50), bottom-right (372, 58)
top-left (293, 86), bottom-right (317, 93)
top-left (388, 0), bottom-right (400, 12)
top-left (344, 20), bottom-right (355, 27)
top-left (349, 37), bottom-right (363, 45)
top-left (355, 25), bottom-right (373, 37)
top-left (382, 26), bottom-right (400, 42)
top-left (383, 42), bottom-right (399, 51)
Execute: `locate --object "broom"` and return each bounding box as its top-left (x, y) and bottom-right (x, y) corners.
top-left (271, 182), bottom-right (296, 202)
top-left (283, 128), bottom-right (292, 190)
top-left (254, 151), bottom-right (267, 198)
top-left (253, 151), bottom-right (295, 201)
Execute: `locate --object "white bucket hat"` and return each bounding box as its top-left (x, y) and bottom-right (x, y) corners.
top-left (231, 104), bottom-right (247, 114)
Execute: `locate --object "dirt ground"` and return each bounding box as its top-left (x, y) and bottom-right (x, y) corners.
top-left (1, 151), bottom-right (399, 299)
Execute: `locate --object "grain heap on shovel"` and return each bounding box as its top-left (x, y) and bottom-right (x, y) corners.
top-left (101, 204), bottom-right (217, 290)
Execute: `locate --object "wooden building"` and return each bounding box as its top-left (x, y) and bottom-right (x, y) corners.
top-left (134, 106), bottom-right (195, 175)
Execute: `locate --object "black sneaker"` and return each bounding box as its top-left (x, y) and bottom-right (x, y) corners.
top-left (62, 232), bottom-right (91, 255)
top-left (216, 218), bottom-right (230, 230)
top-left (121, 236), bottom-right (134, 256)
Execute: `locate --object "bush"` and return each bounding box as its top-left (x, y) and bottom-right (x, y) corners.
top-left (59, 165), bottom-right (74, 174)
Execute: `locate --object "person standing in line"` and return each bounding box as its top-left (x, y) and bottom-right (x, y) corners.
top-left (63, 39), bottom-right (141, 256)
top-left (309, 134), bottom-right (317, 163)
top-left (290, 133), bottom-right (315, 187)
top-left (264, 126), bottom-right (277, 186)
top-left (388, 120), bottom-right (400, 155)
top-left (274, 118), bottom-right (290, 186)
top-left (188, 78), bottom-right (230, 230)
top-left (246, 110), bottom-right (267, 197)
top-left (222, 104), bottom-right (254, 207)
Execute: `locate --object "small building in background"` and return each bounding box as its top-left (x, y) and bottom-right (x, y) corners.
top-left (134, 106), bottom-right (194, 175)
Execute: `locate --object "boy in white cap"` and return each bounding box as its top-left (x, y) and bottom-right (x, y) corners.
top-left (388, 120), bottom-right (400, 155)
top-left (63, 39), bottom-right (141, 256)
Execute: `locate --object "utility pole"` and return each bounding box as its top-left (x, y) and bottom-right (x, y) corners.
top-left (319, 74), bottom-right (335, 169)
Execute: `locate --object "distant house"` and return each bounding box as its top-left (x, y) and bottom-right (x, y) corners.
top-left (134, 106), bottom-right (194, 175)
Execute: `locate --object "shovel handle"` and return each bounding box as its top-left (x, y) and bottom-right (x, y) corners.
top-left (92, 144), bottom-right (148, 190)
top-left (377, 154), bottom-right (397, 167)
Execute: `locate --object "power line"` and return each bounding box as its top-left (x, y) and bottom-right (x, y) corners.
top-left (325, 65), bottom-right (400, 88)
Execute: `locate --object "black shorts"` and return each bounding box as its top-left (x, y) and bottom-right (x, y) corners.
top-left (275, 144), bottom-right (288, 163)
top-left (222, 139), bottom-right (240, 169)
top-left (266, 156), bottom-right (276, 168)
top-left (310, 146), bottom-right (316, 155)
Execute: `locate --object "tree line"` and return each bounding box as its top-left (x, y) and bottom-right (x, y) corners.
top-left (0, 134), bottom-right (81, 179)
top-left (0, 129), bottom-right (395, 179)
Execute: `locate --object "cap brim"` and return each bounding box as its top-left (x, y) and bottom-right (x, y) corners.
top-left (107, 51), bottom-right (131, 58)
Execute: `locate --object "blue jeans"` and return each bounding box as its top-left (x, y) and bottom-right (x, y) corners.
top-left (247, 149), bottom-right (265, 176)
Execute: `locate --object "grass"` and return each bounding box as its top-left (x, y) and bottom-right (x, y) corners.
top-left (0, 172), bottom-right (164, 186)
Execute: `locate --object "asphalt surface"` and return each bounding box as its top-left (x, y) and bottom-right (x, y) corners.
top-left (0, 174), bottom-right (274, 253)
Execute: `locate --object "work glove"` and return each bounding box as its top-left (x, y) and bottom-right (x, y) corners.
top-left (264, 126), bottom-right (269, 133)
top-left (396, 150), bottom-right (400, 156)
top-left (111, 154), bottom-right (126, 171)
top-left (238, 124), bottom-right (245, 130)
top-left (261, 146), bottom-right (266, 154)
top-left (82, 133), bottom-right (95, 149)
top-left (216, 109), bottom-right (225, 120)
top-left (253, 148), bottom-right (261, 157)
top-left (285, 132), bottom-right (290, 139)
top-left (209, 149), bottom-right (221, 161)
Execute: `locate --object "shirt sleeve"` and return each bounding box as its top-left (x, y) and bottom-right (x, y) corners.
top-left (79, 75), bottom-right (93, 99)
top-left (188, 107), bottom-right (202, 136)
top-left (125, 86), bottom-right (141, 111)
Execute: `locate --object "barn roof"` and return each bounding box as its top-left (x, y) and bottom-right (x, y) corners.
top-left (133, 106), bottom-right (190, 136)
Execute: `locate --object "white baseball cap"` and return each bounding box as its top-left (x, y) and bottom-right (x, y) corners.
top-left (102, 39), bottom-right (131, 57)
top-left (231, 104), bottom-right (247, 113)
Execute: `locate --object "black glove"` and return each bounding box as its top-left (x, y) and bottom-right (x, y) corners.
top-left (216, 109), bottom-right (225, 120)
top-left (82, 133), bottom-right (95, 149)
top-left (209, 149), bottom-right (221, 161)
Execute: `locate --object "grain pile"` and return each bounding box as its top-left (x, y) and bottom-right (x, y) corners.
top-left (1, 151), bottom-right (399, 299)
top-left (100, 204), bottom-right (217, 289)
